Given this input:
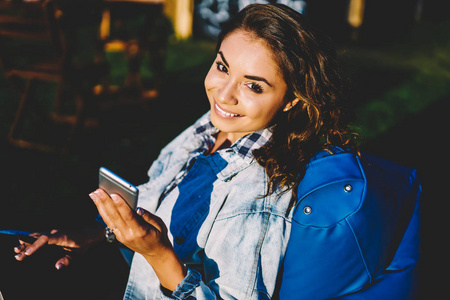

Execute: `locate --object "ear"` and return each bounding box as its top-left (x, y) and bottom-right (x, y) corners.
top-left (283, 98), bottom-right (300, 112)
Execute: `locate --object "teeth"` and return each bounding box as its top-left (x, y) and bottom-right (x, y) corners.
top-left (216, 104), bottom-right (242, 117)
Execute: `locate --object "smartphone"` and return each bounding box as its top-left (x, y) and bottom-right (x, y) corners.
top-left (99, 167), bottom-right (139, 210)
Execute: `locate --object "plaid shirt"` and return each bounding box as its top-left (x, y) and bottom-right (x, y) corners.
top-left (194, 113), bottom-right (273, 163)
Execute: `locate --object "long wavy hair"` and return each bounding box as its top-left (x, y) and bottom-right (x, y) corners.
top-left (216, 4), bottom-right (357, 197)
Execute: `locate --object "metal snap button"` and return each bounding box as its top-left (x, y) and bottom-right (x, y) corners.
top-left (344, 184), bottom-right (353, 193)
top-left (303, 206), bottom-right (312, 215)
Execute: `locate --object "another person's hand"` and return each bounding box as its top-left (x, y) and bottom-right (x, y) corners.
top-left (14, 226), bottom-right (105, 270)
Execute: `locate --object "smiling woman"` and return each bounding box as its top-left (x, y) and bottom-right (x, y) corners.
top-left (12, 4), bottom-right (420, 300)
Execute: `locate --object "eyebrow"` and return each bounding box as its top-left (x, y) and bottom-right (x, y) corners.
top-left (218, 51), bottom-right (273, 87)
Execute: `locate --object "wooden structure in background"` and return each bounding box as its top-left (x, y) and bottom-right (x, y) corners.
top-left (0, 0), bottom-right (168, 153)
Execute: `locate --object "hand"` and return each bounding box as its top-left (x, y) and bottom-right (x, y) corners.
top-left (14, 226), bottom-right (105, 270)
top-left (89, 189), bottom-right (171, 257)
top-left (89, 189), bottom-right (187, 291)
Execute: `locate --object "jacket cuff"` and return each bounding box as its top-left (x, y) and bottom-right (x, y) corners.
top-left (170, 267), bottom-right (202, 299)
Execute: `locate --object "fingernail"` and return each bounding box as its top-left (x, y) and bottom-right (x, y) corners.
top-left (137, 207), bottom-right (144, 215)
top-left (89, 192), bottom-right (98, 201)
top-left (15, 253), bottom-right (22, 259)
top-left (56, 263), bottom-right (63, 270)
top-left (24, 248), bottom-right (32, 255)
top-left (111, 194), bottom-right (120, 203)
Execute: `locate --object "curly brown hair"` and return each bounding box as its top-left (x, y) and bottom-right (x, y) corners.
top-left (216, 4), bottom-right (357, 198)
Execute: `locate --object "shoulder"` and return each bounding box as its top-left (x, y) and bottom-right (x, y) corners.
top-left (159, 112), bottom-right (210, 154)
top-left (145, 112), bottom-right (210, 176)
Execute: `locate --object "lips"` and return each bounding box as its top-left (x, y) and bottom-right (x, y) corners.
top-left (214, 103), bottom-right (243, 118)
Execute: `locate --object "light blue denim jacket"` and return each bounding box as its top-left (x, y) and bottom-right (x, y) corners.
top-left (123, 112), bottom-right (294, 299)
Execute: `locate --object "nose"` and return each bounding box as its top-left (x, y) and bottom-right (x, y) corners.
top-left (216, 79), bottom-right (238, 105)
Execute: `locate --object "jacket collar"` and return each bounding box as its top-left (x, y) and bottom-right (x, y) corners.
top-left (192, 112), bottom-right (272, 180)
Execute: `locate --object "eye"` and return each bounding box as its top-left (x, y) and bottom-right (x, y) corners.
top-left (216, 62), bottom-right (228, 74)
top-left (247, 82), bottom-right (263, 94)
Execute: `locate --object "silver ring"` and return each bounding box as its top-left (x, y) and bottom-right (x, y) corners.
top-left (111, 227), bottom-right (117, 232)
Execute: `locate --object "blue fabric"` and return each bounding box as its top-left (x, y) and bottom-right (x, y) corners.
top-left (0, 230), bottom-right (33, 236)
top-left (124, 113), bottom-right (294, 299)
top-left (280, 151), bottom-right (421, 299)
top-left (172, 268), bottom-right (202, 299)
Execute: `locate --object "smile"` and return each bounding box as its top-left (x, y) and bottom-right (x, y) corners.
top-left (215, 103), bottom-right (243, 118)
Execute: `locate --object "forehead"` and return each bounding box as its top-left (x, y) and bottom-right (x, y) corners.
top-left (219, 30), bottom-right (282, 78)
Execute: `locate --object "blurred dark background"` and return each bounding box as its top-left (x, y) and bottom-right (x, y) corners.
top-left (0, 0), bottom-right (449, 299)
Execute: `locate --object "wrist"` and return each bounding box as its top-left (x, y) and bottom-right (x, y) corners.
top-left (143, 246), bottom-right (187, 291)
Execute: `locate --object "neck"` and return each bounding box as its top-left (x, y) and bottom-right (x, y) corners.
top-left (210, 132), bottom-right (233, 154)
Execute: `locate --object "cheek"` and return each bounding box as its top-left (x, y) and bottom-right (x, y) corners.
top-left (245, 97), bottom-right (282, 117)
top-left (204, 64), bottom-right (219, 92)
top-left (248, 98), bottom-right (285, 126)
top-left (204, 69), bottom-right (213, 92)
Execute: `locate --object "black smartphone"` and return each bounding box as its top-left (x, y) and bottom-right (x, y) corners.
top-left (98, 167), bottom-right (139, 210)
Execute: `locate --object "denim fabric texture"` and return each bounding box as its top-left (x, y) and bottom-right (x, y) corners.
top-left (123, 112), bottom-right (294, 299)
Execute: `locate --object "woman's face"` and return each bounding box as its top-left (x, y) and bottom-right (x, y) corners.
top-left (204, 30), bottom-right (292, 143)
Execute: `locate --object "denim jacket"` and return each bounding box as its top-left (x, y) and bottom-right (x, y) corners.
top-left (123, 112), bottom-right (294, 299)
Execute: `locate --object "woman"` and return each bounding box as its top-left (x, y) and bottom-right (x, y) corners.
top-left (14, 4), bottom-right (420, 299)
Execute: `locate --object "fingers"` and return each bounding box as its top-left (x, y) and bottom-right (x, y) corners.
top-left (90, 189), bottom-right (138, 233)
top-left (55, 254), bottom-right (72, 270)
top-left (90, 189), bottom-right (171, 254)
top-left (90, 189), bottom-right (123, 228)
top-left (14, 234), bottom-right (49, 261)
top-left (24, 234), bottom-right (50, 256)
top-left (137, 207), bottom-right (165, 233)
top-left (13, 231), bottom-right (74, 270)
top-left (14, 242), bottom-right (26, 258)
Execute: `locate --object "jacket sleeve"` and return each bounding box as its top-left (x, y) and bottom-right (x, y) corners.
top-left (279, 152), bottom-right (421, 299)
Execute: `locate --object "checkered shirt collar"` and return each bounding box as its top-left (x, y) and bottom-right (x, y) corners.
top-left (194, 112), bottom-right (273, 162)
